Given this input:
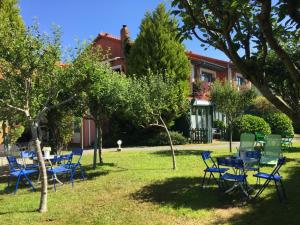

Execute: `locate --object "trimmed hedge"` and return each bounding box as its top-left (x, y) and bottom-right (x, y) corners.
top-left (234, 114), bottom-right (271, 136)
top-left (264, 112), bottom-right (294, 135)
top-left (146, 131), bottom-right (188, 146)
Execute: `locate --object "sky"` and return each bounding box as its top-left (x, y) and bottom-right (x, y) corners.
top-left (19, 0), bottom-right (228, 61)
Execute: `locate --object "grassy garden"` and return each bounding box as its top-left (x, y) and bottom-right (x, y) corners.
top-left (0, 142), bottom-right (299, 225)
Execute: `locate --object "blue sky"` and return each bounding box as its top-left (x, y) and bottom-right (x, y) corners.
top-left (19, 0), bottom-right (228, 61)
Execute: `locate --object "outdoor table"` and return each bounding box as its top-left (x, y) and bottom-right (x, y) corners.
top-left (33, 155), bottom-right (64, 185)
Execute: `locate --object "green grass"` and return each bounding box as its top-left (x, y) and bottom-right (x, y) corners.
top-left (1, 143), bottom-right (300, 225)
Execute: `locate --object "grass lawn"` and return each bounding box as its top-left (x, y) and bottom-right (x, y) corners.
top-left (0, 143), bottom-right (300, 225)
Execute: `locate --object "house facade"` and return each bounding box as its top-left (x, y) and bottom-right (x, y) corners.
top-left (72, 25), bottom-right (251, 147)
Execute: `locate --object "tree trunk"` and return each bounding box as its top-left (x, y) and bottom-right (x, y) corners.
top-left (229, 126), bottom-right (233, 153)
top-left (159, 116), bottom-right (176, 170)
top-left (31, 121), bottom-right (48, 213)
top-left (97, 125), bottom-right (103, 164)
top-left (93, 124), bottom-right (98, 169)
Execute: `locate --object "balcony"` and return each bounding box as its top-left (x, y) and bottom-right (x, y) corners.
top-left (192, 80), bottom-right (211, 100)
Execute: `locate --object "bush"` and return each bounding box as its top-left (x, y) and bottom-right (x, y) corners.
top-left (234, 114), bottom-right (271, 137)
top-left (264, 112), bottom-right (294, 135)
top-left (246, 96), bottom-right (279, 117)
top-left (213, 120), bottom-right (226, 129)
top-left (146, 131), bottom-right (187, 146)
top-left (9, 124), bottom-right (25, 144)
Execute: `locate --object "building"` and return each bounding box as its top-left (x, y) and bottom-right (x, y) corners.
top-left (73, 25), bottom-right (251, 147)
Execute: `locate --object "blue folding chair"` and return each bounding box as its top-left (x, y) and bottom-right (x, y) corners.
top-left (200, 151), bottom-right (228, 188)
top-left (217, 157), bottom-right (250, 198)
top-left (47, 154), bottom-right (74, 191)
top-left (253, 157), bottom-right (287, 202)
top-left (6, 156), bottom-right (38, 194)
top-left (63, 147), bottom-right (85, 180)
top-left (20, 150), bottom-right (39, 170)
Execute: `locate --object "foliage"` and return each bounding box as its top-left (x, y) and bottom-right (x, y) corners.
top-left (234, 114), bottom-right (271, 137)
top-left (213, 120), bottom-right (226, 129)
top-left (128, 73), bottom-right (189, 169)
top-left (246, 96), bottom-right (279, 117)
top-left (265, 112), bottom-right (294, 135)
top-left (76, 46), bottom-right (131, 165)
top-left (127, 3), bottom-right (190, 93)
top-left (9, 124), bottom-right (25, 144)
top-left (129, 74), bottom-right (188, 128)
top-left (171, 0), bottom-right (300, 127)
top-left (210, 80), bottom-right (256, 151)
top-left (147, 131), bottom-right (187, 146)
top-left (0, 16), bottom-right (85, 212)
top-left (47, 109), bottom-right (75, 154)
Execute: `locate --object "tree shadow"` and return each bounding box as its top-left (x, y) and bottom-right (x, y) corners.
top-left (224, 163), bottom-right (300, 225)
top-left (132, 176), bottom-right (247, 211)
top-left (151, 150), bottom-right (208, 157)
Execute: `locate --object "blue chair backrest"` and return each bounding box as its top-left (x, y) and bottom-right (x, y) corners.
top-left (271, 157), bottom-right (286, 175)
top-left (7, 156), bottom-right (22, 172)
top-left (20, 150), bottom-right (36, 158)
top-left (217, 157), bottom-right (244, 168)
top-left (52, 154), bottom-right (73, 164)
top-left (72, 147), bottom-right (83, 156)
top-left (245, 150), bottom-right (261, 159)
top-left (201, 151), bottom-right (216, 168)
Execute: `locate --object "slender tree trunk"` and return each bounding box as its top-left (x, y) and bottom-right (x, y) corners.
top-left (159, 116), bottom-right (176, 170)
top-left (31, 121), bottom-right (48, 213)
top-left (97, 125), bottom-right (103, 164)
top-left (229, 125), bottom-right (233, 153)
top-left (93, 124), bottom-right (98, 169)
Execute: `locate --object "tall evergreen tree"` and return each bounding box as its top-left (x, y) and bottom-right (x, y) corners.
top-left (127, 3), bottom-right (190, 85)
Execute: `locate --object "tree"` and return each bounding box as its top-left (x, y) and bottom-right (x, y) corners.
top-left (0, 23), bottom-right (83, 212)
top-left (210, 80), bottom-right (256, 152)
top-left (127, 3), bottom-right (191, 91)
top-left (171, 0), bottom-right (300, 127)
top-left (75, 47), bottom-right (130, 168)
top-left (128, 74), bottom-right (189, 169)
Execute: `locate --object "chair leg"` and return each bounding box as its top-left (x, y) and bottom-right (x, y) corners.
top-left (70, 171), bottom-right (74, 188)
top-left (24, 174), bottom-right (36, 191)
top-left (53, 174), bottom-right (57, 192)
top-left (254, 179), bottom-right (272, 199)
top-left (14, 175), bottom-right (22, 194)
top-left (207, 173), bottom-right (212, 185)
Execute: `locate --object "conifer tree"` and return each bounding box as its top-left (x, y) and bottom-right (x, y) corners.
top-left (127, 3), bottom-right (190, 85)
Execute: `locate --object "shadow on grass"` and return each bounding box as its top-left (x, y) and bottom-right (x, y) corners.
top-left (0, 209), bottom-right (37, 215)
top-left (223, 162), bottom-right (300, 225)
top-left (151, 150), bottom-right (208, 157)
top-left (132, 176), bottom-right (247, 211)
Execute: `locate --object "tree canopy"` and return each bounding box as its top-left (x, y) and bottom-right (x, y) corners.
top-left (210, 80), bottom-right (256, 152)
top-left (171, 0), bottom-right (300, 127)
top-left (127, 3), bottom-right (191, 87)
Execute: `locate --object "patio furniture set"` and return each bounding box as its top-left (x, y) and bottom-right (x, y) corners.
top-left (5, 147), bottom-right (85, 194)
top-left (201, 133), bottom-right (288, 202)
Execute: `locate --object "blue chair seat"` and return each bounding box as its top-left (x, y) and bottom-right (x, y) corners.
top-left (221, 173), bottom-right (247, 182)
top-left (253, 172), bottom-right (282, 181)
top-left (205, 167), bottom-right (228, 173)
top-left (10, 169), bottom-right (38, 177)
top-left (47, 166), bottom-right (71, 174)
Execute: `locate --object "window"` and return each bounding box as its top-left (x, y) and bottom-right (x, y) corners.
top-left (200, 68), bottom-right (216, 83)
top-left (236, 75), bottom-right (245, 87)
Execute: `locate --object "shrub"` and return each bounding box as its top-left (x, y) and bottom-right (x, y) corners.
top-left (213, 120), bottom-right (226, 129)
top-left (9, 124), bottom-right (25, 144)
top-left (265, 112), bottom-right (294, 135)
top-left (146, 131), bottom-right (187, 146)
top-left (234, 114), bottom-right (271, 137)
top-left (246, 96), bottom-right (279, 117)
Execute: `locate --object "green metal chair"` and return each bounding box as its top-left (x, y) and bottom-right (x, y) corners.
top-left (281, 131), bottom-right (294, 151)
top-left (237, 133), bottom-right (255, 158)
top-left (255, 132), bottom-right (266, 149)
top-left (260, 134), bottom-right (282, 166)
